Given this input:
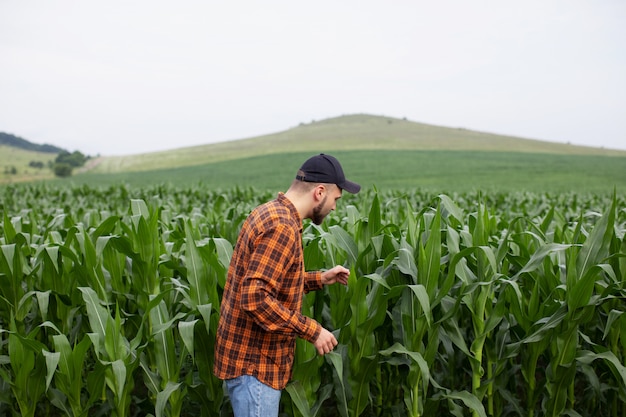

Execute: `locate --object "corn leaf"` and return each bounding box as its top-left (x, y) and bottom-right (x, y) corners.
top-left (442, 390), bottom-right (488, 417)
top-left (285, 381), bottom-right (314, 417)
top-left (155, 381), bottom-right (182, 417)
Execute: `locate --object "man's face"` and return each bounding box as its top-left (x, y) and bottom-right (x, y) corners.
top-left (311, 185), bottom-right (342, 225)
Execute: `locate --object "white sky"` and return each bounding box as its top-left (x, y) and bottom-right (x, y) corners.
top-left (1, 1), bottom-right (625, 156)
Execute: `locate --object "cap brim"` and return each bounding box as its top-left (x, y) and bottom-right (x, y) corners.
top-left (339, 180), bottom-right (361, 194)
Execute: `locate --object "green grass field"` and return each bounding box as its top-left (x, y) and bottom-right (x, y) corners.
top-left (85, 114), bottom-right (626, 175)
top-left (44, 149), bottom-right (626, 194)
top-left (3, 115), bottom-right (626, 194)
top-left (0, 145), bottom-right (56, 183)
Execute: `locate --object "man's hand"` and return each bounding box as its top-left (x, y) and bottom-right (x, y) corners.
top-left (321, 265), bottom-right (350, 286)
top-left (313, 327), bottom-right (338, 355)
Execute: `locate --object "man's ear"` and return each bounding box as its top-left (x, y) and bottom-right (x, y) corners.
top-left (313, 184), bottom-right (326, 201)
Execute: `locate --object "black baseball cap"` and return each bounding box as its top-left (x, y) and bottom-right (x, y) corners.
top-left (296, 153), bottom-right (361, 194)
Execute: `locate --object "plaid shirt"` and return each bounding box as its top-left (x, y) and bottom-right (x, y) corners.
top-left (213, 193), bottom-right (324, 390)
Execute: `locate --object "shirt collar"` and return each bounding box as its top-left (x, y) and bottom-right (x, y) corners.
top-left (277, 192), bottom-right (302, 230)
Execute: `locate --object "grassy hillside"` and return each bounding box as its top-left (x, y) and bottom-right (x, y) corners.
top-left (85, 114), bottom-right (626, 174)
top-left (5, 114), bottom-right (626, 193)
top-left (0, 145), bottom-right (56, 183)
top-left (53, 150), bottom-right (626, 194)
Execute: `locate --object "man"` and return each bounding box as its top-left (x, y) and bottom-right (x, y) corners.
top-left (213, 153), bottom-right (361, 416)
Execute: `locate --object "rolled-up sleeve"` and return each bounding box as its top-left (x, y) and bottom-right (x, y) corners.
top-left (304, 271), bottom-right (323, 293)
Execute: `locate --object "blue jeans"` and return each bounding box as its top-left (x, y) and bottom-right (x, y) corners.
top-left (225, 375), bottom-right (282, 417)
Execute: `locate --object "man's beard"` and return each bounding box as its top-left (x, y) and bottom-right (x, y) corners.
top-left (311, 195), bottom-right (328, 225)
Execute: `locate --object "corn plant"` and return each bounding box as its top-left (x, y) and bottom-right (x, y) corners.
top-left (0, 183), bottom-right (625, 416)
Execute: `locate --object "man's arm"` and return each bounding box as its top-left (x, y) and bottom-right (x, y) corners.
top-left (240, 224), bottom-right (322, 343)
top-left (304, 265), bottom-right (350, 292)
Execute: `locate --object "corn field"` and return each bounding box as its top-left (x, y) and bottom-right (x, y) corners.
top-left (0, 183), bottom-right (625, 417)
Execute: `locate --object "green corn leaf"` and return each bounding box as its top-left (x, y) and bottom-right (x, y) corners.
top-left (179, 319), bottom-right (198, 360)
top-left (379, 343), bottom-right (431, 390)
top-left (52, 334), bottom-right (73, 377)
top-left (438, 194), bottom-right (464, 224)
top-left (440, 317), bottom-right (472, 358)
top-left (555, 327), bottom-right (578, 366)
top-left (407, 284), bottom-right (432, 328)
top-left (481, 294), bottom-right (506, 336)
top-left (603, 309), bottom-right (624, 340)
top-left (2, 211), bottom-right (17, 243)
top-left (368, 192), bottom-right (382, 234)
top-left (0, 244), bottom-right (19, 305)
top-left (567, 264), bottom-right (613, 312)
top-left (79, 287), bottom-right (109, 350)
top-left (155, 381), bottom-right (182, 417)
top-left (512, 243), bottom-right (572, 280)
top-left (16, 290), bottom-right (35, 322)
top-left (92, 215), bottom-right (120, 238)
top-left (442, 390), bottom-right (488, 417)
top-left (85, 361), bottom-right (107, 407)
top-left (446, 224), bottom-right (461, 256)
top-left (197, 303), bottom-right (213, 336)
top-left (326, 348), bottom-right (349, 417)
top-left (149, 298), bottom-right (177, 381)
top-left (79, 228), bottom-right (110, 301)
top-left (394, 247), bottom-right (417, 278)
top-left (185, 220), bottom-right (208, 307)
top-left (130, 199), bottom-right (150, 218)
top-left (349, 356), bottom-right (378, 417)
top-left (42, 349), bottom-right (60, 391)
top-left (545, 363), bottom-right (576, 417)
top-left (139, 353), bottom-right (161, 397)
top-left (363, 272), bottom-right (390, 290)
top-left (420, 205), bottom-right (441, 298)
top-left (212, 237), bottom-right (233, 272)
top-left (523, 305), bottom-right (567, 343)
top-left (104, 304), bottom-right (121, 362)
top-left (111, 359), bottom-right (127, 407)
top-left (43, 246), bottom-right (60, 274)
top-left (577, 196), bottom-right (615, 276)
top-left (329, 225), bottom-right (358, 265)
top-left (97, 236), bottom-right (126, 294)
top-left (35, 290), bottom-right (50, 322)
top-left (349, 270), bottom-right (370, 343)
top-left (577, 350), bottom-right (626, 387)
top-left (7, 325), bottom-right (48, 417)
top-left (47, 389), bottom-right (72, 416)
top-left (285, 381), bottom-right (314, 417)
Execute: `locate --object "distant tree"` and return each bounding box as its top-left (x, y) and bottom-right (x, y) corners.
top-left (0, 131), bottom-right (66, 153)
top-left (29, 160), bottom-right (45, 169)
top-left (56, 150), bottom-right (88, 168)
top-left (54, 163), bottom-right (73, 177)
top-left (4, 166), bottom-right (17, 175)
top-left (4, 165), bottom-right (17, 175)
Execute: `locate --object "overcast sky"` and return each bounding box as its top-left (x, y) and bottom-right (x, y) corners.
top-left (1, 1), bottom-right (625, 156)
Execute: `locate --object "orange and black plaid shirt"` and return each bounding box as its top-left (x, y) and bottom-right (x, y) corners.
top-left (213, 193), bottom-right (324, 390)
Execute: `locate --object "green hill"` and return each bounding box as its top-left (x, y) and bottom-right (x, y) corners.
top-left (0, 145), bottom-right (58, 183)
top-left (0, 132), bottom-right (67, 183)
top-left (4, 114), bottom-right (626, 193)
top-left (84, 114), bottom-right (626, 174)
top-left (58, 113), bottom-right (623, 194)
top-left (0, 132), bottom-right (65, 153)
